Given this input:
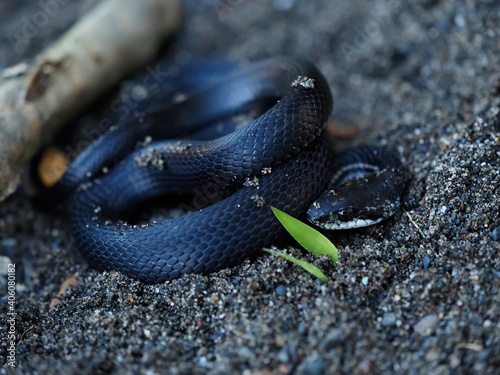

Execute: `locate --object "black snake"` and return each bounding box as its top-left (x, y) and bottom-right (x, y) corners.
top-left (44, 57), bottom-right (406, 283)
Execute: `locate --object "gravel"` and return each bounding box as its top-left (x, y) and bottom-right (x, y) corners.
top-left (1, 0), bottom-right (500, 374)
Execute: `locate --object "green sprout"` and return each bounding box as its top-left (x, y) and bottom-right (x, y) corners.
top-left (264, 207), bottom-right (339, 281)
top-left (263, 248), bottom-right (329, 281)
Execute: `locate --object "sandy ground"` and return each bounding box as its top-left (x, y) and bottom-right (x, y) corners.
top-left (1, 0), bottom-right (500, 374)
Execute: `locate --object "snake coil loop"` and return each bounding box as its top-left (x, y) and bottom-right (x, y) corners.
top-left (50, 57), bottom-right (406, 283)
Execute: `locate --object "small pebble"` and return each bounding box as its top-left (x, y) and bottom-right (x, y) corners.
top-left (304, 357), bottom-right (326, 375)
top-left (276, 284), bottom-right (287, 296)
top-left (490, 226), bottom-right (500, 241)
top-left (414, 314), bottom-right (439, 336)
top-left (237, 347), bottom-right (253, 359)
top-left (1, 238), bottom-right (17, 253)
top-left (273, 0), bottom-right (295, 11)
top-left (381, 312), bottom-right (397, 327)
top-left (277, 347), bottom-right (289, 363)
top-left (320, 328), bottom-right (347, 348)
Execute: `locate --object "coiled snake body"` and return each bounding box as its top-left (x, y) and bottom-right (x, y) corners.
top-left (55, 58), bottom-right (406, 283)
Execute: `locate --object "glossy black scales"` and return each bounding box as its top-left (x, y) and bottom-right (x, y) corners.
top-left (59, 57), bottom-right (407, 283)
top-left (72, 139), bottom-right (335, 283)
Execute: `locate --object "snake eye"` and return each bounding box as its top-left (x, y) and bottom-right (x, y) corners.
top-left (338, 207), bottom-right (355, 222)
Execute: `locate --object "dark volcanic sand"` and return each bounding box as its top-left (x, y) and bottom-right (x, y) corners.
top-left (1, 1), bottom-right (500, 374)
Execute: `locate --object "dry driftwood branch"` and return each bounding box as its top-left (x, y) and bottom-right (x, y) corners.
top-left (0, 0), bottom-right (181, 202)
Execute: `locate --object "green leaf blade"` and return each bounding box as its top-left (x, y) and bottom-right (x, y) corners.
top-left (263, 248), bottom-right (329, 281)
top-left (271, 206), bottom-right (338, 262)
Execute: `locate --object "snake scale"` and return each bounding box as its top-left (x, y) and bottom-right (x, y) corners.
top-left (46, 57), bottom-right (406, 283)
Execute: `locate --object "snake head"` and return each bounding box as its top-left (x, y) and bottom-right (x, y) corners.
top-left (307, 170), bottom-right (402, 230)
